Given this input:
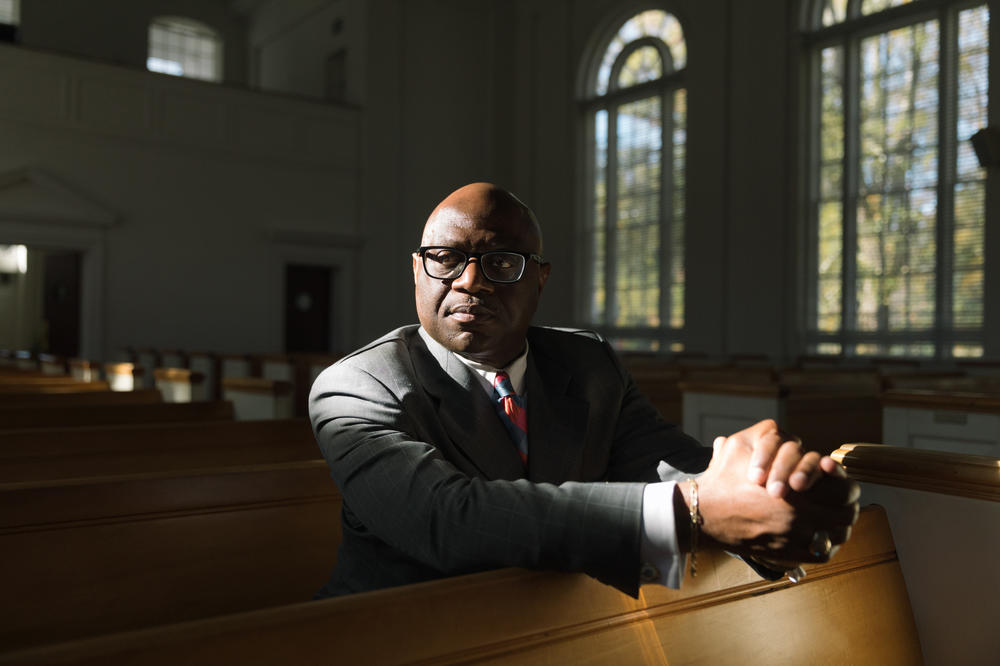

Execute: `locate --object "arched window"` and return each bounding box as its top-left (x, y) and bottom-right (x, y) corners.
top-left (803, 0), bottom-right (989, 357)
top-left (147, 16), bottom-right (222, 83)
top-left (581, 9), bottom-right (687, 351)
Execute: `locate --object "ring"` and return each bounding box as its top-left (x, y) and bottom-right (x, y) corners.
top-left (809, 530), bottom-right (832, 558)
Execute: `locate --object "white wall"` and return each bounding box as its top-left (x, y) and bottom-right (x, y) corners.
top-left (19, 0), bottom-right (249, 86)
top-left (0, 44), bottom-right (360, 359)
top-left (248, 0), bottom-right (365, 104)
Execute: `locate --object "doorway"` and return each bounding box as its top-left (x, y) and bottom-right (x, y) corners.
top-left (284, 264), bottom-right (333, 354)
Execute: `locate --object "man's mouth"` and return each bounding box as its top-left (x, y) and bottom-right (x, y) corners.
top-left (447, 302), bottom-right (495, 322)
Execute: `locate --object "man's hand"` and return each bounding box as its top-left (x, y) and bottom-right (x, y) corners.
top-left (689, 419), bottom-right (860, 564)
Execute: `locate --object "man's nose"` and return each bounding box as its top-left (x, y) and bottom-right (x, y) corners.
top-left (451, 257), bottom-right (493, 292)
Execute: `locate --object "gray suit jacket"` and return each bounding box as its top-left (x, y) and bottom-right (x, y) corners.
top-left (309, 325), bottom-right (710, 597)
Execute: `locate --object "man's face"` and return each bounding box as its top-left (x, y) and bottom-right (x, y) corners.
top-left (413, 205), bottom-right (550, 368)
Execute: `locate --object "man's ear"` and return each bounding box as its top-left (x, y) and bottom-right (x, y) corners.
top-left (412, 253), bottom-right (421, 284)
top-left (537, 262), bottom-right (551, 294)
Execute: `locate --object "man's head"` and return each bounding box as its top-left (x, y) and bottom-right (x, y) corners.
top-left (413, 182), bottom-right (551, 368)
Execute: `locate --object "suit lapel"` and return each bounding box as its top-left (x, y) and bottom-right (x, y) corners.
top-left (413, 328), bottom-right (526, 480)
top-left (524, 344), bottom-right (590, 483)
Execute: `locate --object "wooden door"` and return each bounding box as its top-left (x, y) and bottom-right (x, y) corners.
top-left (284, 264), bottom-right (332, 354)
top-left (43, 251), bottom-right (82, 357)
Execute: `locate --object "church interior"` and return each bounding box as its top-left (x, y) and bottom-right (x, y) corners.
top-left (1, 0), bottom-right (998, 663)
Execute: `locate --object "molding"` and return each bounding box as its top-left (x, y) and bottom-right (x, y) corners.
top-left (0, 167), bottom-right (118, 227)
top-left (832, 443), bottom-right (1000, 502)
top-left (265, 228), bottom-right (364, 249)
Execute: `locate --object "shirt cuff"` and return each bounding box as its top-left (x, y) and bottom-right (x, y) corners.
top-left (639, 481), bottom-right (685, 589)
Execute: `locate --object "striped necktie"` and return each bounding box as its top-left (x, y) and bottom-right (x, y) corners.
top-left (493, 371), bottom-right (528, 466)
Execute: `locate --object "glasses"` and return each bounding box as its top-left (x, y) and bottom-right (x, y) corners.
top-left (417, 246), bottom-right (545, 284)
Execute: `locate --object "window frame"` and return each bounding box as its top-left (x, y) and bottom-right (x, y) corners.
top-left (147, 15), bottom-right (224, 84)
top-left (578, 8), bottom-right (688, 351)
top-left (801, 0), bottom-right (990, 358)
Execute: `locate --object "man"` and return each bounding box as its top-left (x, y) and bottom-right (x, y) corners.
top-left (309, 182), bottom-right (858, 598)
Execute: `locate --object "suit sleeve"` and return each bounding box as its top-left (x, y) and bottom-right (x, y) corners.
top-left (309, 355), bottom-right (648, 596)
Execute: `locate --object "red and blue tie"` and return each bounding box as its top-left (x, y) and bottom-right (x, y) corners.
top-left (493, 371), bottom-right (528, 466)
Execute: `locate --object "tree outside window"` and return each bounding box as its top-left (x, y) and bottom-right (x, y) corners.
top-left (804, 0), bottom-right (989, 358)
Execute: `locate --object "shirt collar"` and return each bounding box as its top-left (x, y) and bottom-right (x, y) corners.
top-left (418, 327), bottom-right (529, 398)
top-left (455, 344), bottom-right (529, 397)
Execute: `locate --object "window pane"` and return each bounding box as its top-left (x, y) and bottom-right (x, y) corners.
top-left (617, 46), bottom-right (663, 89)
top-left (821, 0), bottom-right (848, 27)
top-left (589, 109), bottom-right (608, 324)
top-left (953, 6), bottom-right (988, 330)
top-left (856, 21), bottom-right (939, 339)
top-left (861, 0), bottom-right (914, 15)
top-left (147, 17), bottom-right (222, 83)
top-left (596, 10), bottom-right (685, 94)
top-left (816, 45), bottom-right (844, 334)
top-left (615, 96), bottom-right (661, 328)
top-left (670, 89), bottom-right (686, 329)
top-left (0, 0), bottom-right (18, 24)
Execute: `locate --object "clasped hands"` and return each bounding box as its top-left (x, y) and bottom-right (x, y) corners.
top-left (689, 419), bottom-right (860, 567)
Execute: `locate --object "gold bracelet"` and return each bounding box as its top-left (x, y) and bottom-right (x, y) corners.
top-left (687, 477), bottom-right (700, 577)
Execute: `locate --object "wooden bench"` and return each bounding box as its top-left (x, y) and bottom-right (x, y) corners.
top-left (103, 362), bottom-right (143, 392)
top-left (0, 460), bottom-right (341, 652)
top-left (222, 378), bottom-right (294, 420)
top-left (0, 400), bottom-right (234, 429)
top-left (621, 355), bottom-right (685, 424)
top-left (680, 367), bottom-right (882, 454)
top-left (0, 388), bottom-right (161, 408)
top-left (154, 368), bottom-right (208, 402)
top-left (0, 505), bottom-right (919, 664)
top-left (0, 418), bottom-right (317, 482)
top-left (0, 379), bottom-right (114, 393)
top-left (881, 379), bottom-right (1000, 456)
top-left (832, 443), bottom-right (1000, 665)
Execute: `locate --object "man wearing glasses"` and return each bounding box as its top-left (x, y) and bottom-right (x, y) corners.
top-left (309, 182), bottom-right (858, 598)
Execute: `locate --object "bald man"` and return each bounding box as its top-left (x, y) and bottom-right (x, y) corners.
top-left (309, 183), bottom-right (858, 598)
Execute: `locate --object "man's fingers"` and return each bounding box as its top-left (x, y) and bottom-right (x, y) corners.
top-left (788, 451), bottom-right (823, 492)
top-left (820, 456), bottom-right (847, 478)
top-left (766, 440), bottom-right (805, 498)
top-left (746, 427), bottom-right (783, 486)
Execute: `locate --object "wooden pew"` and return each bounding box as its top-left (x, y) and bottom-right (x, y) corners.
top-left (154, 368), bottom-right (208, 402)
top-left (0, 418), bottom-right (317, 482)
top-left (0, 388), bottom-right (161, 408)
top-left (0, 505), bottom-right (920, 665)
top-left (832, 443), bottom-right (999, 665)
top-left (0, 379), bottom-right (114, 393)
top-left (0, 460), bottom-right (341, 652)
top-left (680, 366), bottom-right (882, 454)
top-left (68, 359), bottom-right (102, 383)
top-left (882, 378), bottom-right (1000, 456)
top-left (0, 400), bottom-right (234, 429)
top-left (222, 378), bottom-right (293, 420)
top-left (103, 362), bottom-right (143, 392)
top-left (621, 355), bottom-right (684, 424)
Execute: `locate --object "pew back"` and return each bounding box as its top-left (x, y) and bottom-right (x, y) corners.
top-left (0, 506), bottom-right (919, 665)
top-left (0, 460), bottom-right (341, 651)
top-left (833, 443), bottom-right (1000, 665)
top-left (0, 400), bottom-right (234, 429)
top-left (0, 418), bottom-right (317, 481)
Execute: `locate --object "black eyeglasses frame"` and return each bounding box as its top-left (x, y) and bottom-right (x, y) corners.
top-left (416, 246), bottom-right (546, 284)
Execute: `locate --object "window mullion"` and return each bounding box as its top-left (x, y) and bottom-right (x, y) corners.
top-left (659, 88), bottom-right (674, 336)
top-left (843, 34), bottom-right (862, 356)
top-left (936, 6), bottom-right (959, 358)
top-left (606, 106), bottom-right (619, 327)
